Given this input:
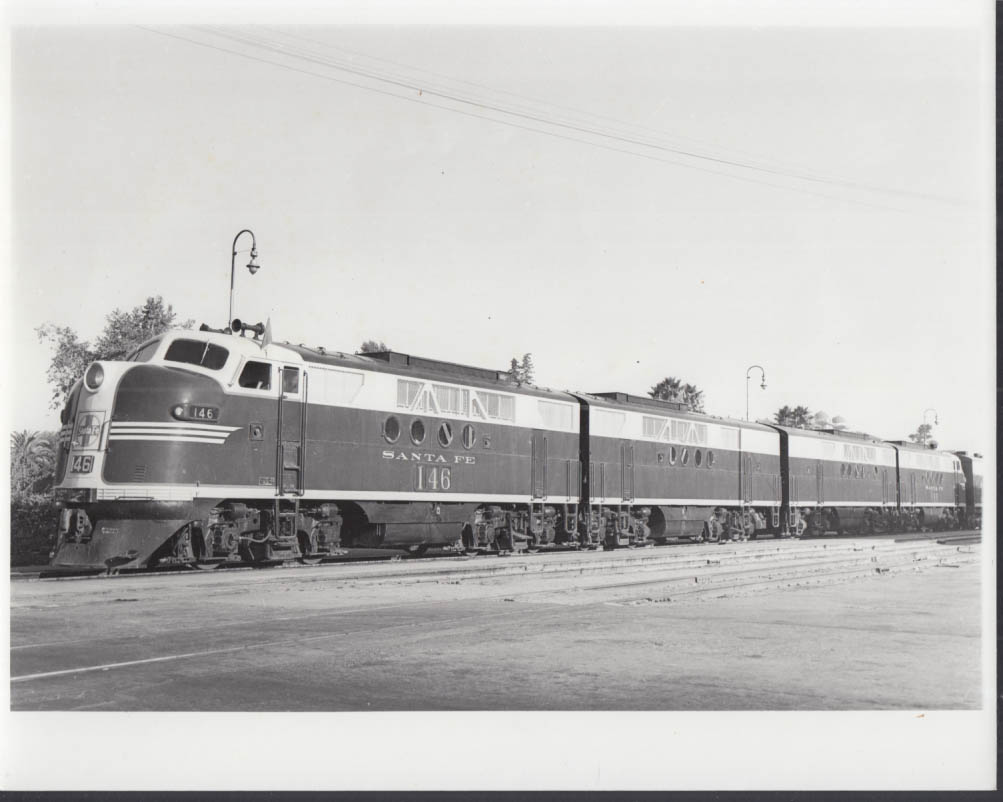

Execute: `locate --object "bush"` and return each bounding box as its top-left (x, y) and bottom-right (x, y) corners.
top-left (11, 493), bottom-right (60, 566)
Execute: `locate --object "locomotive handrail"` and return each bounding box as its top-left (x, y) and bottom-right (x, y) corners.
top-left (299, 371), bottom-right (308, 496)
top-left (275, 367), bottom-right (285, 496)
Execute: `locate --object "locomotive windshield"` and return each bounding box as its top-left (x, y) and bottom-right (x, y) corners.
top-left (163, 338), bottom-right (229, 370)
top-left (126, 339), bottom-right (161, 362)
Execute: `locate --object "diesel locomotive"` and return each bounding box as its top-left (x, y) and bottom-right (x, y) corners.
top-left (49, 322), bottom-right (978, 573)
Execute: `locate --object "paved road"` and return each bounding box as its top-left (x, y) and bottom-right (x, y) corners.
top-left (11, 541), bottom-right (982, 711)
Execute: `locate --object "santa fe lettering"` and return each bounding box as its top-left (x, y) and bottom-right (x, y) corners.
top-left (382, 450), bottom-right (476, 465)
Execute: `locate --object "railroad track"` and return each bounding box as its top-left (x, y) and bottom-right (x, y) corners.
top-left (16, 529), bottom-right (981, 583)
top-left (13, 533), bottom-right (981, 615)
top-left (316, 536), bottom-right (982, 606)
top-left (575, 541), bottom-right (981, 606)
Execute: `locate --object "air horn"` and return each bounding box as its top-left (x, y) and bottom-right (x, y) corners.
top-left (231, 319), bottom-right (265, 338)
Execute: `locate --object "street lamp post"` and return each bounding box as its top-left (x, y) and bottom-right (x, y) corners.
top-left (746, 365), bottom-right (767, 421)
top-left (229, 229), bottom-right (260, 327)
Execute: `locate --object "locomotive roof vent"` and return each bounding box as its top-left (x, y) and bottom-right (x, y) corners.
top-left (810, 427), bottom-right (878, 442)
top-left (358, 350), bottom-right (511, 383)
top-left (591, 391), bottom-right (687, 412)
top-left (886, 439), bottom-right (938, 450)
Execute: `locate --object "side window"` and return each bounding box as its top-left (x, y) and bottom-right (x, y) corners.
top-left (282, 367), bottom-right (300, 394)
top-left (238, 361), bottom-right (272, 390)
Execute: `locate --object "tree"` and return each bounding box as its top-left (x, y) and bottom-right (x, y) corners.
top-left (34, 326), bottom-right (96, 410)
top-left (93, 297), bottom-right (192, 359)
top-left (10, 430), bottom-right (56, 496)
top-left (681, 383), bottom-right (705, 413)
top-left (908, 423), bottom-right (933, 445)
top-left (519, 353), bottom-right (534, 384)
top-left (649, 376), bottom-right (705, 412)
top-left (507, 353), bottom-right (535, 385)
top-left (359, 339), bottom-right (388, 353)
top-left (650, 377), bottom-right (682, 401)
top-left (37, 296), bottom-right (192, 408)
top-left (774, 405), bottom-right (814, 428)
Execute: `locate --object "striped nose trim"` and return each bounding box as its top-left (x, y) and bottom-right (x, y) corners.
top-left (109, 421), bottom-right (241, 445)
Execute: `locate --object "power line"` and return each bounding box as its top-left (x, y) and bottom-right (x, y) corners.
top-left (257, 24), bottom-right (813, 173)
top-left (198, 24), bottom-right (962, 207)
top-left (132, 26), bottom-right (956, 217)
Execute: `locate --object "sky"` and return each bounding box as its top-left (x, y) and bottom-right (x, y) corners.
top-left (7, 8), bottom-right (994, 457)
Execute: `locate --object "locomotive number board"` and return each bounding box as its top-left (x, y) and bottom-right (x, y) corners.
top-left (70, 455), bottom-right (94, 473)
top-left (173, 404), bottom-right (220, 422)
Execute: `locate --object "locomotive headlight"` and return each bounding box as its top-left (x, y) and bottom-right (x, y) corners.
top-left (172, 405), bottom-right (185, 418)
top-left (84, 363), bottom-right (105, 392)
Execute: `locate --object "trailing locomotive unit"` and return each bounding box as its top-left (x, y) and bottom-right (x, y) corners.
top-left (773, 427), bottom-right (967, 536)
top-left (774, 426), bottom-right (899, 536)
top-left (51, 325), bottom-right (583, 571)
top-left (887, 441), bottom-right (967, 531)
top-left (954, 451), bottom-right (983, 529)
top-left (576, 392), bottom-right (782, 544)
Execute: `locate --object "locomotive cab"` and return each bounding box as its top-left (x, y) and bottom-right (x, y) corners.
top-left (51, 329), bottom-right (309, 572)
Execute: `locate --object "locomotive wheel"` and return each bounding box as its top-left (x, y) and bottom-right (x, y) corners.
top-left (191, 560), bottom-right (221, 571)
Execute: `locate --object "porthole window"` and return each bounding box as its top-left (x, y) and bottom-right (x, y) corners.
top-left (669, 446), bottom-right (677, 465)
top-left (383, 416), bottom-right (400, 444)
top-left (462, 424), bottom-right (476, 449)
top-left (695, 449), bottom-right (703, 467)
top-left (410, 419), bottom-right (426, 445)
top-left (681, 448), bottom-right (690, 466)
top-left (437, 421), bottom-right (453, 447)
top-left (708, 450), bottom-right (715, 467)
